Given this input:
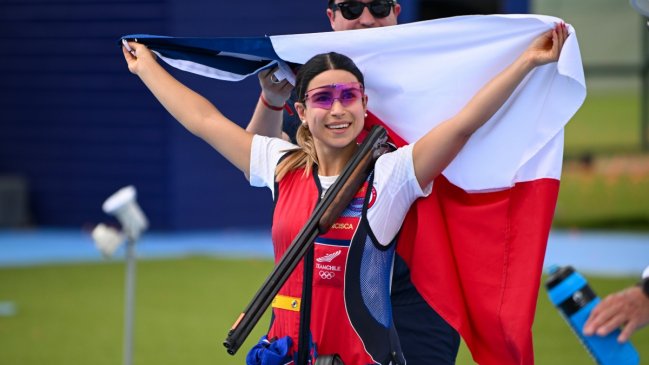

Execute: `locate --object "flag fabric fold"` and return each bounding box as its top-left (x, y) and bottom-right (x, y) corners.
top-left (121, 34), bottom-right (296, 82)
top-left (122, 14), bottom-right (586, 365)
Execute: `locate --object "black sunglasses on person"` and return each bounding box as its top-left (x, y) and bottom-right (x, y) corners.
top-left (329, 0), bottom-right (396, 20)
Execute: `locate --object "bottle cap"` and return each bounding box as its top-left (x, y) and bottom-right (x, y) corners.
top-left (545, 265), bottom-right (575, 289)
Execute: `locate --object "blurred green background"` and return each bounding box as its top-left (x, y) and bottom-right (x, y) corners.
top-left (1, 258), bottom-right (647, 365)
top-left (536, 0), bottom-right (649, 231)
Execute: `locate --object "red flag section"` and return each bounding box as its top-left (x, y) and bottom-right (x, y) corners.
top-left (366, 112), bottom-right (559, 365)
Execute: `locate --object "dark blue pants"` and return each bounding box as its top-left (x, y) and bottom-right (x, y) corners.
top-left (392, 255), bottom-right (460, 365)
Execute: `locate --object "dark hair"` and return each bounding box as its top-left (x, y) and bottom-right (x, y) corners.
top-left (295, 52), bottom-right (364, 104)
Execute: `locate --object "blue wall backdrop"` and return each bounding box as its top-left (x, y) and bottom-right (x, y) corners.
top-left (0, 0), bottom-right (330, 230)
top-left (0, 0), bottom-right (526, 231)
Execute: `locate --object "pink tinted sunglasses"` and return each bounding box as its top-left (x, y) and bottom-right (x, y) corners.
top-left (303, 82), bottom-right (365, 110)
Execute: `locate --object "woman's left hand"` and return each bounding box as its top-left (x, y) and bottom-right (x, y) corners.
top-left (258, 67), bottom-right (293, 107)
top-left (525, 22), bottom-right (569, 67)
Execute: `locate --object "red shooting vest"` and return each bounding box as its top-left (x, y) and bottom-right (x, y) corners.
top-left (269, 166), bottom-right (403, 365)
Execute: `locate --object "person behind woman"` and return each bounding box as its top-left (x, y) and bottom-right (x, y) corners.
top-left (584, 265), bottom-right (649, 343)
top-left (121, 22), bottom-right (567, 365)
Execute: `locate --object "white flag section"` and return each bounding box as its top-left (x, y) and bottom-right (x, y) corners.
top-left (270, 14), bottom-right (586, 192)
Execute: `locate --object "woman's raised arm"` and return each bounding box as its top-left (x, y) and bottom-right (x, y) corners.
top-left (412, 23), bottom-right (568, 189)
top-left (122, 41), bottom-right (253, 175)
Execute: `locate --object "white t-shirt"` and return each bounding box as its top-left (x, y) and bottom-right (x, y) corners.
top-left (249, 135), bottom-right (432, 246)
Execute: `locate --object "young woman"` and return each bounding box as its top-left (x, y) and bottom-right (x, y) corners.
top-left (121, 22), bottom-right (567, 365)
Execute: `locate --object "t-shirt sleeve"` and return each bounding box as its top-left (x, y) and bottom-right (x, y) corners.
top-left (249, 135), bottom-right (298, 198)
top-left (367, 143), bottom-right (433, 246)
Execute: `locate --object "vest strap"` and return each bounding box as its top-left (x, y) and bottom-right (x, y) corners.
top-left (271, 295), bottom-right (301, 312)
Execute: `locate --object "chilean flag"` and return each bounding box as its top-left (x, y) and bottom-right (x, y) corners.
top-left (122, 14), bottom-right (586, 365)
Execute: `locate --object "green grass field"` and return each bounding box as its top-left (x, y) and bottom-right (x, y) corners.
top-left (564, 89), bottom-right (642, 157)
top-left (554, 89), bottom-right (649, 230)
top-left (1, 257), bottom-right (647, 364)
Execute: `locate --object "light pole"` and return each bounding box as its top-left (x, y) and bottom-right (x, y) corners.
top-left (92, 186), bottom-right (149, 365)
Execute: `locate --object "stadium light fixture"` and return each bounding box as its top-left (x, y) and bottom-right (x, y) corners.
top-left (91, 185), bottom-right (148, 365)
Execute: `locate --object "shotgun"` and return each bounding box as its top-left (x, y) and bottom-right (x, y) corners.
top-left (223, 125), bottom-right (390, 355)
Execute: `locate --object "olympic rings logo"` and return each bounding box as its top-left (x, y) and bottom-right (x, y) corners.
top-left (319, 271), bottom-right (335, 280)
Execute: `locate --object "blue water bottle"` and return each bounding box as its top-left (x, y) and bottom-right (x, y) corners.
top-left (545, 265), bottom-right (640, 365)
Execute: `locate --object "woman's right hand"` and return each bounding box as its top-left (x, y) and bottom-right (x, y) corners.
top-left (257, 67), bottom-right (293, 107)
top-left (523, 22), bottom-right (568, 67)
top-left (121, 41), bottom-right (158, 76)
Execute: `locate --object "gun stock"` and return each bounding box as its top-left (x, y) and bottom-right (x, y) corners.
top-left (319, 141), bottom-right (390, 232)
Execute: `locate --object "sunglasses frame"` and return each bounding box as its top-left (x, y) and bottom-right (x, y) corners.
top-left (329, 0), bottom-right (396, 20)
top-left (302, 82), bottom-right (365, 110)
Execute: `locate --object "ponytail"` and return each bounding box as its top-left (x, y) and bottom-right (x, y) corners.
top-left (275, 123), bottom-right (318, 181)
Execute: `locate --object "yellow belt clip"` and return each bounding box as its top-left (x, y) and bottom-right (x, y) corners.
top-left (272, 295), bottom-right (301, 312)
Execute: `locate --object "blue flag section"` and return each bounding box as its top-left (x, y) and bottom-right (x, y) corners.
top-left (120, 34), bottom-right (297, 82)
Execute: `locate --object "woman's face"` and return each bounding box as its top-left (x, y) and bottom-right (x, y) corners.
top-left (297, 69), bottom-right (367, 153)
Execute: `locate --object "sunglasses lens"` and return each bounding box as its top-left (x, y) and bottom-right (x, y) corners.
top-left (336, 89), bottom-right (363, 107)
top-left (369, 1), bottom-right (392, 17)
top-left (309, 92), bottom-right (335, 108)
top-left (340, 2), bottom-right (365, 20)
top-left (336, 1), bottom-right (392, 20)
